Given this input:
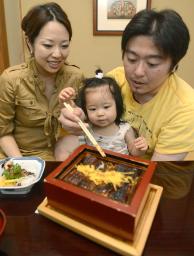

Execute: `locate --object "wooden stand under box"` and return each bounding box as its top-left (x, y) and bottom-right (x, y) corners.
top-left (37, 184), bottom-right (163, 256)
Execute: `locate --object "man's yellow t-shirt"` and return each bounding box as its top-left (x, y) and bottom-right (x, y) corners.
top-left (108, 67), bottom-right (194, 159)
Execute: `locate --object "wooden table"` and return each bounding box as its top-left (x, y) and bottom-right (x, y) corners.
top-left (0, 161), bottom-right (194, 256)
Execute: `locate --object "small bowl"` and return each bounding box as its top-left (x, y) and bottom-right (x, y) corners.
top-left (0, 208), bottom-right (6, 239)
top-left (0, 156), bottom-right (45, 195)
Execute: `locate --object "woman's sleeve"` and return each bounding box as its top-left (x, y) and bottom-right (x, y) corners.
top-left (0, 73), bottom-right (15, 137)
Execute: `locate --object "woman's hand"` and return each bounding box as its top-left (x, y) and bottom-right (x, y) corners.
top-left (58, 106), bottom-right (88, 135)
top-left (0, 135), bottom-right (22, 157)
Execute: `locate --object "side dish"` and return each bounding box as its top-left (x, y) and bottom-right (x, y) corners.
top-left (0, 160), bottom-right (35, 187)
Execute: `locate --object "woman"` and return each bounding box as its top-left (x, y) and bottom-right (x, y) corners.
top-left (59, 9), bottom-right (194, 161)
top-left (0, 2), bottom-right (84, 160)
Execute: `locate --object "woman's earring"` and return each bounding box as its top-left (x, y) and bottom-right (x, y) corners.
top-left (30, 49), bottom-right (33, 56)
top-left (26, 37), bottom-right (33, 56)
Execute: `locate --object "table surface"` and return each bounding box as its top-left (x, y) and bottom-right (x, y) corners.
top-left (0, 160), bottom-right (194, 256)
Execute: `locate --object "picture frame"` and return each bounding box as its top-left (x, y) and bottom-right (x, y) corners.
top-left (93, 0), bottom-right (151, 36)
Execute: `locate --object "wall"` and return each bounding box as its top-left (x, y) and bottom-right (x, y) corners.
top-left (4, 0), bottom-right (24, 66)
top-left (4, 0), bottom-right (194, 86)
top-left (0, 0), bottom-right (9, 73)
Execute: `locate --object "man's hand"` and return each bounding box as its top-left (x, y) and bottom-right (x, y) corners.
top-left (58, 107), bottom-right (88, 135)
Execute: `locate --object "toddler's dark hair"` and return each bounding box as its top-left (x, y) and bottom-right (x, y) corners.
top-left (77, 76), bottom-right (124, 125)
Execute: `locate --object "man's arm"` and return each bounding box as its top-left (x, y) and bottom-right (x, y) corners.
top-left (151, 151), bottom-right (187, 161)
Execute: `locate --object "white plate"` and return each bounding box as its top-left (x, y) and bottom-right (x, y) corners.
top-left (0, 156), bottom-right (45, 195)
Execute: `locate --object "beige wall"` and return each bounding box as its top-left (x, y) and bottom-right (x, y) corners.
top-left (4, 0), bottom-right (24, 65)
top-left (4, 0), bottom-right (194, 86)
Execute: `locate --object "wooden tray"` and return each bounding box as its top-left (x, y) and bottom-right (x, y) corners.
top-left (37, 184), bottom-right (163, 256)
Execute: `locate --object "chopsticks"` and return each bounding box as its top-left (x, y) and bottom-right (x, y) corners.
top-left (63, 102), bottom-right (106, 157)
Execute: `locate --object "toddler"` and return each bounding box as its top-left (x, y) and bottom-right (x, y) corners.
top-left (55, 73), bottom-right (148, 160)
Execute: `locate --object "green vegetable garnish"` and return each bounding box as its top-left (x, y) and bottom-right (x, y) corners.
top-left (2, 163), bottom-right (22, 179)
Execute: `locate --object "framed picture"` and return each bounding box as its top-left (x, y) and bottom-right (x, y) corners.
top-left (93, 0), bottom-right (151, 36)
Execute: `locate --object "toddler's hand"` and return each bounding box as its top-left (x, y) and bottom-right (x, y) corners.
top-left (59, 87), bottom-right (75, 104)
top-left (134, 136), bottom-right (148, 151)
